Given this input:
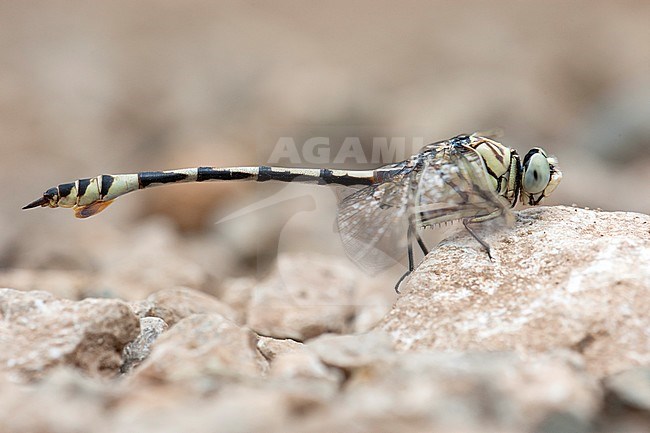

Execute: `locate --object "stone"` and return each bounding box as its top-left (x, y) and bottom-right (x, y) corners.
top-left (131, 313), bottom-right (267, 384)
top-left (307, 332), bottom-right (395, 370)
top-left (219, 277), bottom-right (256, 317)
top-left (138, 287), bottom-right (240, 326)
top-left (0, 350), bottom-right (602, 433)
top-left (121, 317), bottom-right (169, 373)
top-left (604, 367), bottom-right (650, 411)
top-left (270, 349), bottom-right (342, 384)
top-left (247, 253), bottom-right (358, 340)
top-left (111, 385), bottom-right (309, 433)
top-left (335, 351), bottom-right (600, 433)
top-left (381, 206), bottom-right (650, 377)
top-left (0, 268), bottom-right (94, 300)
top-left (352, 293), bottom-right (394, 333)
top-left (257, 336), bottom-right (305, 361)
top-left (0, 368), bottom-right (111, 432)
top-left (0, 289), bottom-right (140, 381)
top-left (128, 299), bottom-right (156, 320)
top-left (259, 350), bottom-right (599, 433)
top-left (256, 336), bottom-right (342, 384)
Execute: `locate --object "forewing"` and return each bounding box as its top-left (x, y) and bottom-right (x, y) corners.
top-left (336, 141), bottom-right (512, 273)
top-left (336, 170), bottom-right (411, 273)
top-left (414, 144), bottom-right (510, 226)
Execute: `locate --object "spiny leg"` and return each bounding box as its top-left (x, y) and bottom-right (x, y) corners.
top-left (395, 224), bottom-right (418, 293)
top-left (415, 230), bottom-right (429, 256)
top-left (395, 230), bottom-right (415, 293)
top-left (462, 218), bottom-right (493, 260)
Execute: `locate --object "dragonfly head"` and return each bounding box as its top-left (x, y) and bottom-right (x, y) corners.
top-left (520, 148), bottom-right (562, 206)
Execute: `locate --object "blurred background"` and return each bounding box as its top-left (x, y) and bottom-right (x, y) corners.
top-left (1, 0), bottom-right (649, 298)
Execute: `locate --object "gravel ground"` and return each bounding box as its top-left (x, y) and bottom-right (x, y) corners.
top-left (1, 206), bottom-right (649, 432)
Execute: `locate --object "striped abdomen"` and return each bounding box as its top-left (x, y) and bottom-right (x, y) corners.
top-left (23, 166), bottom-right (375, 218)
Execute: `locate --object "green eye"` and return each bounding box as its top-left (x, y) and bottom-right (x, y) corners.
top-left (522, 151), bottom-right (551, 194)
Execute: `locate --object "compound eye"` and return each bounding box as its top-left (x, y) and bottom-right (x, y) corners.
top-left (523, 151), bottom-right (551, 194)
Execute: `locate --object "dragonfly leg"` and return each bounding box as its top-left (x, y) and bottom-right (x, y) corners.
top-left (395, 225), bottom-right (417, 293)
top-left (394, 270), bottom-right (411, 294)
top-left (462, 218), bottom-right (493, 260)
top-left (415, 231), bottom-right (429, 256)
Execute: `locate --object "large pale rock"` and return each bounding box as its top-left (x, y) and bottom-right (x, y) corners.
top-left (247, 253), bottom-right (358, 340)
top-left (381, 206), bottom-right (650, 377)
top-left (0, 289), bottom-right (140, 380)
top-left (131, 313), bottom-right (267, 384)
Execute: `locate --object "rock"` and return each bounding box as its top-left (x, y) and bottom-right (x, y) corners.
top-left (0, 368), bottom-right (112, 432)
top-left (600, 367), bottom-right (650, 432)
top-left (604, 367), bottom-right (650, 411)
top-left (256, 337), bottom-right (343, 402)
top-left (257, 336), bottom-right (305, 361)
top-left (307, 332), bottom-right (395, 370)
top-left (136, 287), bottom-right (240, 326)
top-left (0, 269), bottom-right (94, 300)
top-left (256, 336), bottom-right (342, 384)
top-left (219, 277), bottom-right (256, 317)
top-left (247, 253), bottom-right (358, 340)
top-left (334, 351), bottom-right (600, 433)
top-left (131, 313), bottom-right (267, 384)
top-left (381, 206), bottom-right (650, 377)
top-left (0, 289), bottom-right (140, 380)
top-left (270, 349), bottom-right (342, 384)
top-left (128, 299), bottom-right (155, 319)
top-left (112, 385), bottom-right (310, 433)
top-left (121, 317), bottom-right (169, 373)
top-left (533, 411), bottom-right (593, 433)
top-left (352, 292), bottom-right (394, 333)
top-left (0, 350), bottom-right (602, 433)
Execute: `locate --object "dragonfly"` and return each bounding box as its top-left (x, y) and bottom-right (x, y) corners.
top-left (23, 133), bottom-right (562, 291)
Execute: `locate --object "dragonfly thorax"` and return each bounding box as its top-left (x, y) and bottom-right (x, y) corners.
top-left (465, 134), bottom-right (561, 208)
top-left (469, 136), bottom-right (520, 207)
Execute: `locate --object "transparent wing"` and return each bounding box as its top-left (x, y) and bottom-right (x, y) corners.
top-left (336, 167), bottom-right (413, 273)
top-left (414, 143), bottom-right (510, 227)
top-left (335, 141), bottom-right (512, 274)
